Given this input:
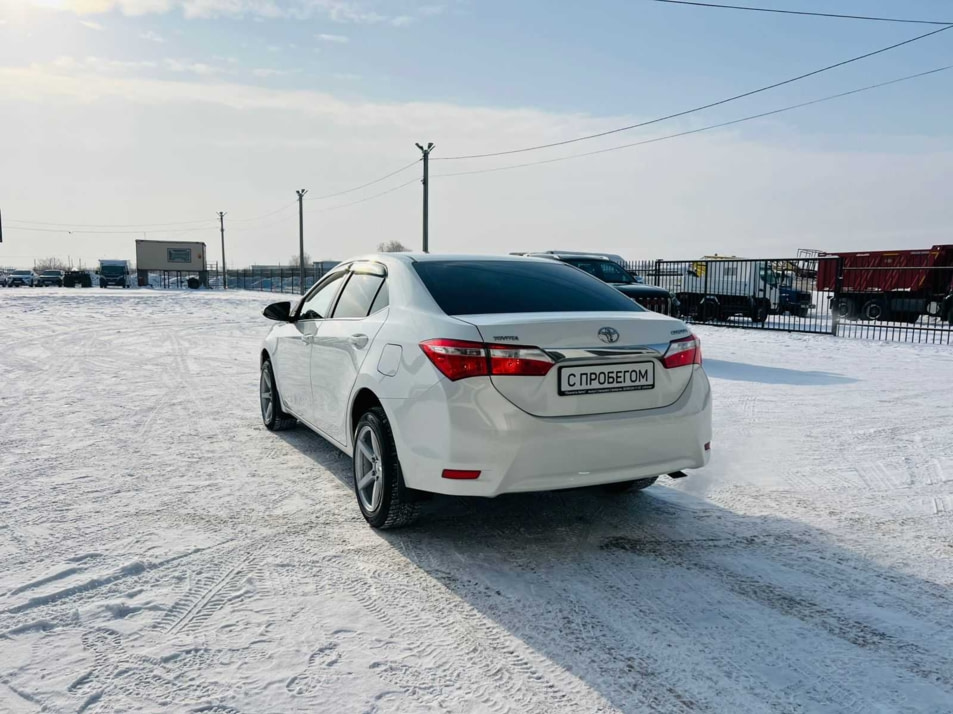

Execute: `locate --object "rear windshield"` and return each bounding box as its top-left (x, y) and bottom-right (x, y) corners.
top-left (413, 260), bottom-right (644, 315)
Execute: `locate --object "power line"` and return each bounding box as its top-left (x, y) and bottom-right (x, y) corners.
top-left (434, 24), bottom-right (953, 161)
top-left (228, 201), bottom-right (298, 223)
top-left (314, 178), bottom-right (420, 213)
top-left (432, 65), bottom-right (953, 179)
top-left (4, 223), bottom-right (218, 235)
top-left (4, 162), bottom-right (420, 230)
top-left (6, 217), bottom-right (215, 229)
top-left (305, 159), bottom-right (421, 201)
top-left (650, 0), bottom-right (953, 26)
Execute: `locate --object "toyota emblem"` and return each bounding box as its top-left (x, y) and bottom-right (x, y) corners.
top-left (597, 327), bottom-right (620, 344)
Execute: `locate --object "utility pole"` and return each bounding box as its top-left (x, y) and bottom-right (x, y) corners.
top-left (415, 142), bottom-right (435, 253)
top-left (296, 189), bottom-right (308, 294)
top-left (218, 211), bottom-right (227, 290)
top-left (0, 206), bottom-right (4, 243)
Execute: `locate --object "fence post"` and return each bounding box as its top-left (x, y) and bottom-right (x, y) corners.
top-left (832, 256), bottom-right (844, 337)
top-left (654, 259), bottom-right (661, 288)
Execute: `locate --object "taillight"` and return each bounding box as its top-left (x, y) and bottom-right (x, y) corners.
top-left (662, 335), bottom-right (702, 368)
top-left (419, 339), bottom-right (488, 381)
top-left (420, 340), bottom-right (554, 381)
top-left (486, 345), bottom-right (554, 376)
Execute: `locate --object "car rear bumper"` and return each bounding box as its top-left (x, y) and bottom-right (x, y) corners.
top-left (384, 367), bottom-right (712, 497)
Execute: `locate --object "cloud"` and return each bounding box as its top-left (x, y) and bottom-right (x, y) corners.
top-left (27, 0), bottom-right (440, 23)
top-left (51, 56), bottom-right (158, 72)
top-left (252, 68), bottom-right (296, 78)
top-left (316, 33), bottom-right (348, 43)
top-left (140, 30), bottom-right (166, 42)
top-left (3, 61), bottom-right (951, 265)
top-left (391, 15), bottom-right (413, 27)
top-left (162, 58), bottom-right (222, 75)
top-left (79, 19), bottom-right (106, 30)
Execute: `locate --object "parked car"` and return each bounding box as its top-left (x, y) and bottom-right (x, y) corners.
top-left (525, 252), bottom-right (679, 316)
top-left (260, 254), bottom-right (712, 529)
top-left (6, 269), bottom-right (36, 287)
top-left (63, 270), bottom-right (94, 288)
top-left (36, 270), bottom-right (66, 287)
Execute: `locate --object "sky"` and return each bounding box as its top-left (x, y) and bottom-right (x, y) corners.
top-left (1, 0), bottom-right (952, 268)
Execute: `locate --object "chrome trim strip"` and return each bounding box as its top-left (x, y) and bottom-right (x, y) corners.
top-left (545, 343), bottom-right (669, 363)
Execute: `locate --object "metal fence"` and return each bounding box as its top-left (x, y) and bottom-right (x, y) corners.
top-left (140, 266), bottom-right (331, 294)
top-left (625, 257), bottom-right (953, 345)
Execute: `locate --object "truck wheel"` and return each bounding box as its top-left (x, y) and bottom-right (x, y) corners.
top-left (697, 299), bottom-right (718, 323)
top-left (751, 301), bottom-right (769, 324)
top-left (862, 300), bottom-right (886, 321)
top-left (833, 298), bottom-right (855, 319)
top-left (797, 306), bottom-right (810, 318)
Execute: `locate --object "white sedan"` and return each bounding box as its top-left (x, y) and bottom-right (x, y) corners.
top-left (260, 254), bottom-right (712, 528)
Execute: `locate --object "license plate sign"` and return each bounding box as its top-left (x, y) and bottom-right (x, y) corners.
top-left (558, 362), bottom-right (655, 396)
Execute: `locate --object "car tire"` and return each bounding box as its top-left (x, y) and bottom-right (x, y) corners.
top-left (353, 407), bottom-right (419, 529)
top-left (259, 359), bottom-right (297, 432)
top-left (603, 476), bottom-right (658, 493)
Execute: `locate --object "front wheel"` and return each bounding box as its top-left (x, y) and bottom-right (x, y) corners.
top-left (260, 359), bottom-right (296, 431)
top-left (353, 407), bottom-right (419, 529)
top-left (751, 301), bottom-right (769, 324)
top-left (603, 476), bottom-right (658, 493)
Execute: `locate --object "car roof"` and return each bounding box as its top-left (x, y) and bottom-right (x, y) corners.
top-left (342, 253), bottom-right (556, 265)
top-left (541, 252), bottom-right (615, 262)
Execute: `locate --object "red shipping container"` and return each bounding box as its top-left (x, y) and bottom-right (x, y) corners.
top-left (817, 245), bottom-right (953, 294)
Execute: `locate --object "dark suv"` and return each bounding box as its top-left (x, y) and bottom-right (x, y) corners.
top-left (525, 253), bottom-right (679, 316)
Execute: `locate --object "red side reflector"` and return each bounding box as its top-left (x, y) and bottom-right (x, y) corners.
top-left (704, 442), bottom-right (711, 451)
top-left (442, 469), bottom-right (481, 480)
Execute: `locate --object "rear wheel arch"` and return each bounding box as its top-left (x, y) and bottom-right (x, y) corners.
top-left (351, 388), bottom-right (383, 441)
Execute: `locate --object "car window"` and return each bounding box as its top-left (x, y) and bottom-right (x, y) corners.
top-left (567, 260), bottom-right (601, 279)
top-left (299, 272), bottom-right (346, 320)
top-left (332, 273), bottom-right (386, 318)
top-left (369, 281), bottom-right (389, 314)
top-left (598, 262), bottom-right (633, 284)
top-left (413, 260), bottom-right (644, 315)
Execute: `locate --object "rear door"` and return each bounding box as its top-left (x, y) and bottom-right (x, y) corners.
top-left (309, 263), bottom-right (390, 445)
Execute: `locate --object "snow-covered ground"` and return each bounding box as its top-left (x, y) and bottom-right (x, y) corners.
top-left (2, 288), bottom-right (953, 713)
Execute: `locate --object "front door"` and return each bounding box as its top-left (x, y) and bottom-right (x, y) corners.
top-left (277, 270), bottom-right (348, 424)
top-left (273, 318), bottom-right (318, 418)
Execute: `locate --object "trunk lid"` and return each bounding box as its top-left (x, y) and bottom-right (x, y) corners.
top-left (460, 311), bottom-right (696, 417)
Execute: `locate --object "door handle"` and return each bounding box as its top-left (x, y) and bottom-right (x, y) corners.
top-left (348, 334), bottom-right (369, 349)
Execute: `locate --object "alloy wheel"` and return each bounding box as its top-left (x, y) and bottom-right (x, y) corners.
top-left (355, 424), bottom-right (384, 512)
top-left (260, 367), bottom-right (274, 424)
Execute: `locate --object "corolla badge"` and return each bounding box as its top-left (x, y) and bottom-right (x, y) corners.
top-left (597, 326), bottom-right (620, 344)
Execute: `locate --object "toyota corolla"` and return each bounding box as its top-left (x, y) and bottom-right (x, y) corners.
top-left (259, 254), bottom-right (712, 528)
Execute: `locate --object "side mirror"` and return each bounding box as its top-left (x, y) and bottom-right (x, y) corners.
top-left (263, 301), bottom-right (294, 322)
